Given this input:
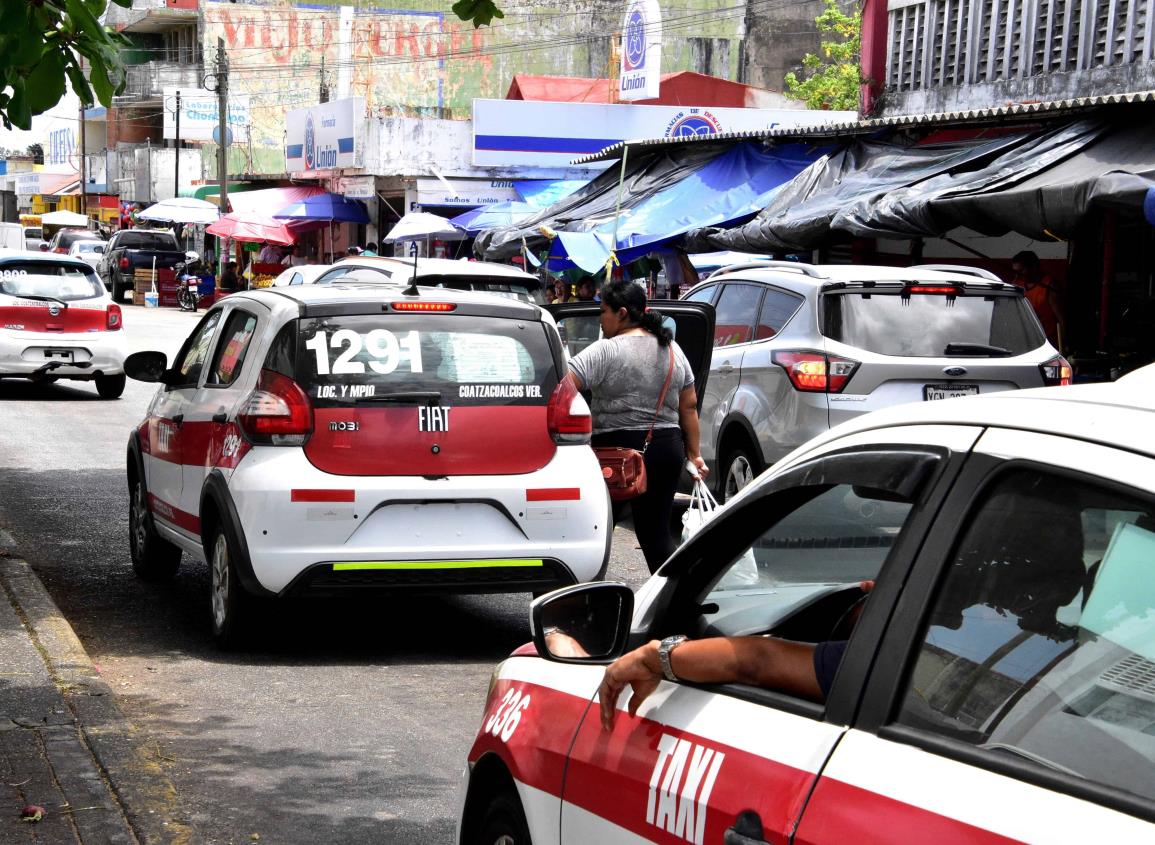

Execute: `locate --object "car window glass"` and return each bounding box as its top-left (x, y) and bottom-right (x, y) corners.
top-left (894, 469), bottom-right (1155, 803)
top-left (207, 311), bottom-right (258, 386)
top-left (555, 314), bottom-right (602, 358)
top-left (174, 310), bottom-right (223, 387)
top-left (288, 273), bottom-right (303, 286)
top-left (756, 288), bottom-right (803, 340)
top-left (697, 484), bottom-right (914, 640)
top-left (683, 284), bottom-right (716, 304)
top-left (713, 283), bottom-right (762, 347)
top-left (0, 263), bottom-right (104, 301)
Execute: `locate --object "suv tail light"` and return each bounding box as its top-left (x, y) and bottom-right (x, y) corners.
top-left (237, 369), bottom-right (314, 445)
top-left (772, 350), bottom-right (859, 393)
top-left (1040, 355), bottom-right (1073, 386)
top-left (547, 377), bottom-right (592, 444)
top-left (106, 303), bottom-right (122, 331)
top-left (119, 257), bottom-right (130, 269)
top-left (54, 246), bottom-right (68, 254)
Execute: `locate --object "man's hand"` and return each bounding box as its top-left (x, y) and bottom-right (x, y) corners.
top-left (598, 641), bottom-right (661, 731)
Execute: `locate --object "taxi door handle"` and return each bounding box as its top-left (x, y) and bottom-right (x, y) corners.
top-left (212, 413), bottom-right (228, 424)
top-left (718, 361), bottom-right (735, 374)
top-left (724, 810), bottom-right (770, 845)
top-left (171, 413), bottom-right (184, 427)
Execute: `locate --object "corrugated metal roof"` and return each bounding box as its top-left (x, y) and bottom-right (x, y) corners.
top-left (572, 90), bottom-right (1155, 164)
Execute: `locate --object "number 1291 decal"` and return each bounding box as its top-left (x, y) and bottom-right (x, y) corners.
top-left (305, 329), bottom-right (423, 376)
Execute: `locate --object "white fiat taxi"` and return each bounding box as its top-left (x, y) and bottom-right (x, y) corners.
top-left (123, 283), bottom-right (713, 647)
top-left (0, 252), bottom-right (127, 398)
top-left (457, 368), bottom-right (1155, 844)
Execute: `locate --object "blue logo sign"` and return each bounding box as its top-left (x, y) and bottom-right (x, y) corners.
top-left (624, 7), bottom-right (646, 70)
top-left (304, 114), bottom-right (316, 170)
top-left (665, 110), bottom-right (723, 138)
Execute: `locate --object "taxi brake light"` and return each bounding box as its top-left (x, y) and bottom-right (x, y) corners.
top-left (391, 301), bottom-right (456, 312)
top-left (106, 304), bottom-right (122, 331)
top-left (547, 377), bottom-right (591, 444)
top-left (904, 285), bottom-right (960, 295)
top-left (237, 369), bottom-right (313, 445)
top-left (772, 350), bottom-right (859, 393)
top-left (1040, 355), bottom-right (1073, 386)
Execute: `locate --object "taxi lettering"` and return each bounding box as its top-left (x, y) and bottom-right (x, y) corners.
top-left (646, 734), bottom-right (725, 845)
top-left (155, 421), bottom-right (175, 455)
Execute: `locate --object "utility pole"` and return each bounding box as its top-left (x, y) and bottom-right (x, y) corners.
top-left (319, 55), bottom-right (329, 103)
top-left (215, 38), bottom-right (229, 276)
top-left (78, 101), bottom-right (86, 220)
top-left (174, 89), bottom-right (181, 199)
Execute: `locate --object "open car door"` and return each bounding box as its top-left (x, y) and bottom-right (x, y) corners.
top-left (547, 300), bottom-right (715, 405)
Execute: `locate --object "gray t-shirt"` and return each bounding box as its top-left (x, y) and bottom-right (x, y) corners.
top-left (569, 334), bottom-right (694, 434)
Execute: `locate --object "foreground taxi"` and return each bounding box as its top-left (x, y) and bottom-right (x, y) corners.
top-left (457, 367), bottom-right (1155, 844)
top-left (0, 251), bottom-right (127, 398)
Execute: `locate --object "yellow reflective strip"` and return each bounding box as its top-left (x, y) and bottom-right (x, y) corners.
top-left (332, 559), bottom-right (544, 571)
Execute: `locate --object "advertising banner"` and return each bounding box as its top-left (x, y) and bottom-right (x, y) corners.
top-left (619, 0), bottom-right (663, 102)
top-left (415, 177), bottom-right (520, 207)
top-left (285, 97), bottom-right (365, 172)
top-left (163, 90), bottom-right (251, 142)
top-left (338, 175), bottom-right (376, 199)
top-left (15, 172), bottom-right (41, 200)
top-left (473, 99), bottom-right (856, 167)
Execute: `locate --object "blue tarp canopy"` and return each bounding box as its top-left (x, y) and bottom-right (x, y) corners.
top-left (478, 142), bottom-right (826, 272)
top-left (450, 201), bottom-right (540, 234)
top-left (514, 179), bottom-right (589, 208)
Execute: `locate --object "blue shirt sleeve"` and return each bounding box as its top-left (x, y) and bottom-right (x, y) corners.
top-left (812, 640), bottom-right (849, 700)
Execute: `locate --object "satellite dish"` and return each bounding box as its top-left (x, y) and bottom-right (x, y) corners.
top-left (211, 126), bottom-right (234, 146)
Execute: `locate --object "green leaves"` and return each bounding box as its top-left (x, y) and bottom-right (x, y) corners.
top-left (451, 0), bottom-right (505, 28)
top-left (784, 0), bottom-right (863, 112)
top-left (0, 0), bottom-right (127, 129)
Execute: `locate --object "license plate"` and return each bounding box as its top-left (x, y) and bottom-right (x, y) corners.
top-left (924, 383), bottom-right (979, 401)
top-left (43, 349), bottom-right (74, 362)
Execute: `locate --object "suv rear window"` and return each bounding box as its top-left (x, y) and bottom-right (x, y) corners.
top-left (115, 232), bottom-right (179, 250)
top-left (823, 290), bottom-right (1045, 357)
top-left (0, 262), bottom-right (104, 301)
top-left (290, 314), bottom-right (559, 406)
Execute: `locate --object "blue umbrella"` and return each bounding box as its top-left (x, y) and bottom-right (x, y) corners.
top-left (450, 201), bottom-right (538, 234)
top-left (273, 192), bottom-right (370, 224)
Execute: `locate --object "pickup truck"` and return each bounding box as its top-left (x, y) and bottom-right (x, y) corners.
top-left (99, 229), bottom-right (188, 302)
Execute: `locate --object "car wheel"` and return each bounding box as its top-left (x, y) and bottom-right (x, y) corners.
top-left (95, 373), bottom-right (126, 399)
top-left (720, 443), bottom-right (761, 503)
top-left (477, 789), bottom-right (531, 845)
top-left (209, 526), bottom-right (252, 648)
top-left (129, 474), bottom-right (181, 581)
top-left (111, 273), bottom-right (126, 303)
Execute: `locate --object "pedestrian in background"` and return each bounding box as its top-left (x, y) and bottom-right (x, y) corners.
top-left (1011, 250), bottom-right (1065, 349)
top-left (568, 280), bottom-right (708, 573)
top-left (362, 242), bottom-right (378, 257)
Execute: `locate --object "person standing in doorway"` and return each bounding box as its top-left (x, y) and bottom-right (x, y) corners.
top-left (362, 242), bottom-right (378, 257)
top-left (1011, 250), bottom-right (1065, 349)
top-left (568, 280), bottom-right (708, 573)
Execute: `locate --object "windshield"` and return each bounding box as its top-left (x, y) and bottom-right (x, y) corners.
top-left (116, 231), bottom-right (179, 250)
top-left (823, 290), bottom-right (1045, 356)
top-left (74, 242), bottom-right (105, 254)
top-left (0, 262), bottom-right (104, 301)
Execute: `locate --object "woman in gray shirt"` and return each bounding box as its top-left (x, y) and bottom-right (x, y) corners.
top-left (569, 280), bottom-right (708, 572)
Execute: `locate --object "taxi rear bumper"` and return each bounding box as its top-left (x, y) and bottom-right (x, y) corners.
top-left (0, 329), bottom-right (127, 377)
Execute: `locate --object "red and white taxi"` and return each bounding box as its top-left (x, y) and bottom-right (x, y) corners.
top-left (0, 252), bottom-right (127, 398)
top-left (458, 368), bottom-right (1155, 844)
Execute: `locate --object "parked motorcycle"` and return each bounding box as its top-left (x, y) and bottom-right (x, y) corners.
top-left (175, 253), bottom-right (202, 312)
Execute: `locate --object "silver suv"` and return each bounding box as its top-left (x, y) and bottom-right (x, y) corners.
top-left (683, 261), bottom-right (1069, 500)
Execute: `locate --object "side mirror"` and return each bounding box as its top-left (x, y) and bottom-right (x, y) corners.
top-left (531, 582), bottom-right (634, 664)
top-left (124, 350), bottom-right (171, 384)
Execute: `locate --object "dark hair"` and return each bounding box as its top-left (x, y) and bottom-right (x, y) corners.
top-left (366, 242), bottom-right (377, 251)
top-left (1011, 250), bottom-right (1040, 270)
top-left (599, 279), bottom-right (672, 346)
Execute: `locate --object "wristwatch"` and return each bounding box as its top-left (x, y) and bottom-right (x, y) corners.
top-left (658, 635), bottom-right (689, 682)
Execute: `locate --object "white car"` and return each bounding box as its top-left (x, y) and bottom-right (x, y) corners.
top-left (67, 239), bottom-right (107, 268)
top-left (457, 370), bottom-right (1155, 844)
top-left (0, 252), bottom-right (127, 398)
top-left (270, 263), bottom-right (332, 287)
top-left (315, 256), bottom-right (546, 303)
top-left (123, 284), bottom-right (711, 647)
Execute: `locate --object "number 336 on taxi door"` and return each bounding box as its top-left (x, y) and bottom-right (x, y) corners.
top-left (484, 687), bottom-right (531, 742)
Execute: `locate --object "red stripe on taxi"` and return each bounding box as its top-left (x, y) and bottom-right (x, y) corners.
top-left (525, 488), bottom-right (580, 501)
top-left (291, 489), bottom-right (356, 503)
top-left (147, 493), bottom-right (201, 534)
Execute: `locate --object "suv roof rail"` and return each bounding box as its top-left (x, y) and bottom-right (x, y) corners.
top-left (910, 264), bottom-right (1005, 284)
top-left (709, 260), bottom-right (825, 280)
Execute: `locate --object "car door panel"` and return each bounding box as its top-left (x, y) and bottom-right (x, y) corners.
top-left (143, 390), bottom-right (188, 532)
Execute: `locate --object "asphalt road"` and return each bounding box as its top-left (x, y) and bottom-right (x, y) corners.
top-left (0, 303), bottom-right (653, 844)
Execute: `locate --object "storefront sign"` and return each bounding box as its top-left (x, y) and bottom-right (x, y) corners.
top-left (163, 90), bottom-right (251, 142)
top-left (338, 175), bottom-right (376, 199)
top-left (415, 177), bottom-right (520, 208)
top-left (285, 97), bottom-right (364, 172)
top-left (15, 172), bottom-right (41, 200)
top-left (619, 0), bottom-right (662, 102)
top-left (473, 99), bottom-right (857, 167)
top-left (47, 127), bottom-right (75, 167)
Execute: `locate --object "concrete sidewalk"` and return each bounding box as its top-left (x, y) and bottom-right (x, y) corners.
top-left (0, 529), bottom-right (192, 844)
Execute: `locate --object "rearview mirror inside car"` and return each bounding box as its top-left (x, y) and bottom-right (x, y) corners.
top-left (124, 350), bottom-right (170, 384)
top-left (531, 582), bottom-right (634, 664)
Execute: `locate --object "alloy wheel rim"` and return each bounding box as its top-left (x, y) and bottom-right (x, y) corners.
top-left (726, 455), bottom-right (753, 499)
top-left (131, 483), bottom-right (148, 558)
top-left (211, 535), bottom-right (229, 629)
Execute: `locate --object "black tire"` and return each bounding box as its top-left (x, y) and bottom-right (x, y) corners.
top-left (208, 524), bottom-right (254, 649)
top-left (719, 442), bottom-right (762, 503)
top-left (129, 473), bottom-right (181, 581)
top-left (476, 789), bottom-right (531, 845)
top-left (111, 273), bottom-right (125, 303)
top-left (95, 373), bottom-right (126, 399)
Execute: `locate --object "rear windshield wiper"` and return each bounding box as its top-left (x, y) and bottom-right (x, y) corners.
top-left (358, 391), bottom-right (442, 405)
top-left (944, 342), bottom-right (1011, 357)
top-left (17, 295), bottom-right (69, 309)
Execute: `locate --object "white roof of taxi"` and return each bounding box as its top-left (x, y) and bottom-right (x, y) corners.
top-left (330, 256), bottom-right (537, 281)
top-left (0, 250), bottom-right (94, 268)
top-left (811, 368), bottom-right (1155, 460)
top-left (236, 280), bottom-right (544, 317)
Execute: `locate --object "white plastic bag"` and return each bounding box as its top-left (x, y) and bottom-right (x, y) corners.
top-left (681, 478), bottom-right (719, 543)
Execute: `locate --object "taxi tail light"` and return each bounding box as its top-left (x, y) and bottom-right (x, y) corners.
top-left (547, 377), bottom-right (592, 444)
top-left (237, 369), bottom-right (313, 446)
top-left (119, 257), bottom-right (130, 269)
top-left (54, 246), bottom-right (68, 254)
top-left (106, 304), bottom-right (122, 331)
top-left (1040, 355), bottom-right (1073, 386)
top-left (772, 350), bottom-right (859, 393)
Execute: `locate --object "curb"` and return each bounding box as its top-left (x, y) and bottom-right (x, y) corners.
top-left (0, 555), bottom-right (195, 844)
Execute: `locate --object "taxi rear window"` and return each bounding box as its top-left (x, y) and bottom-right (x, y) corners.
top-left (0, 262), bottom-right (104, 301)
top-left (288, 314), bottom-right (558, 407)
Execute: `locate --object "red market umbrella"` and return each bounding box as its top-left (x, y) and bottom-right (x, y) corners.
top-left (206, 212), bottom-right (299, 246)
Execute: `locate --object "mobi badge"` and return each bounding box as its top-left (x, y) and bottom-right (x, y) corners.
top-left (619, 0), bottom-right (662, 102)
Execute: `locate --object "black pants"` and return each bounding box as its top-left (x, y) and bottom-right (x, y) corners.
top-left (593, 427), bottom-right (684, 574)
